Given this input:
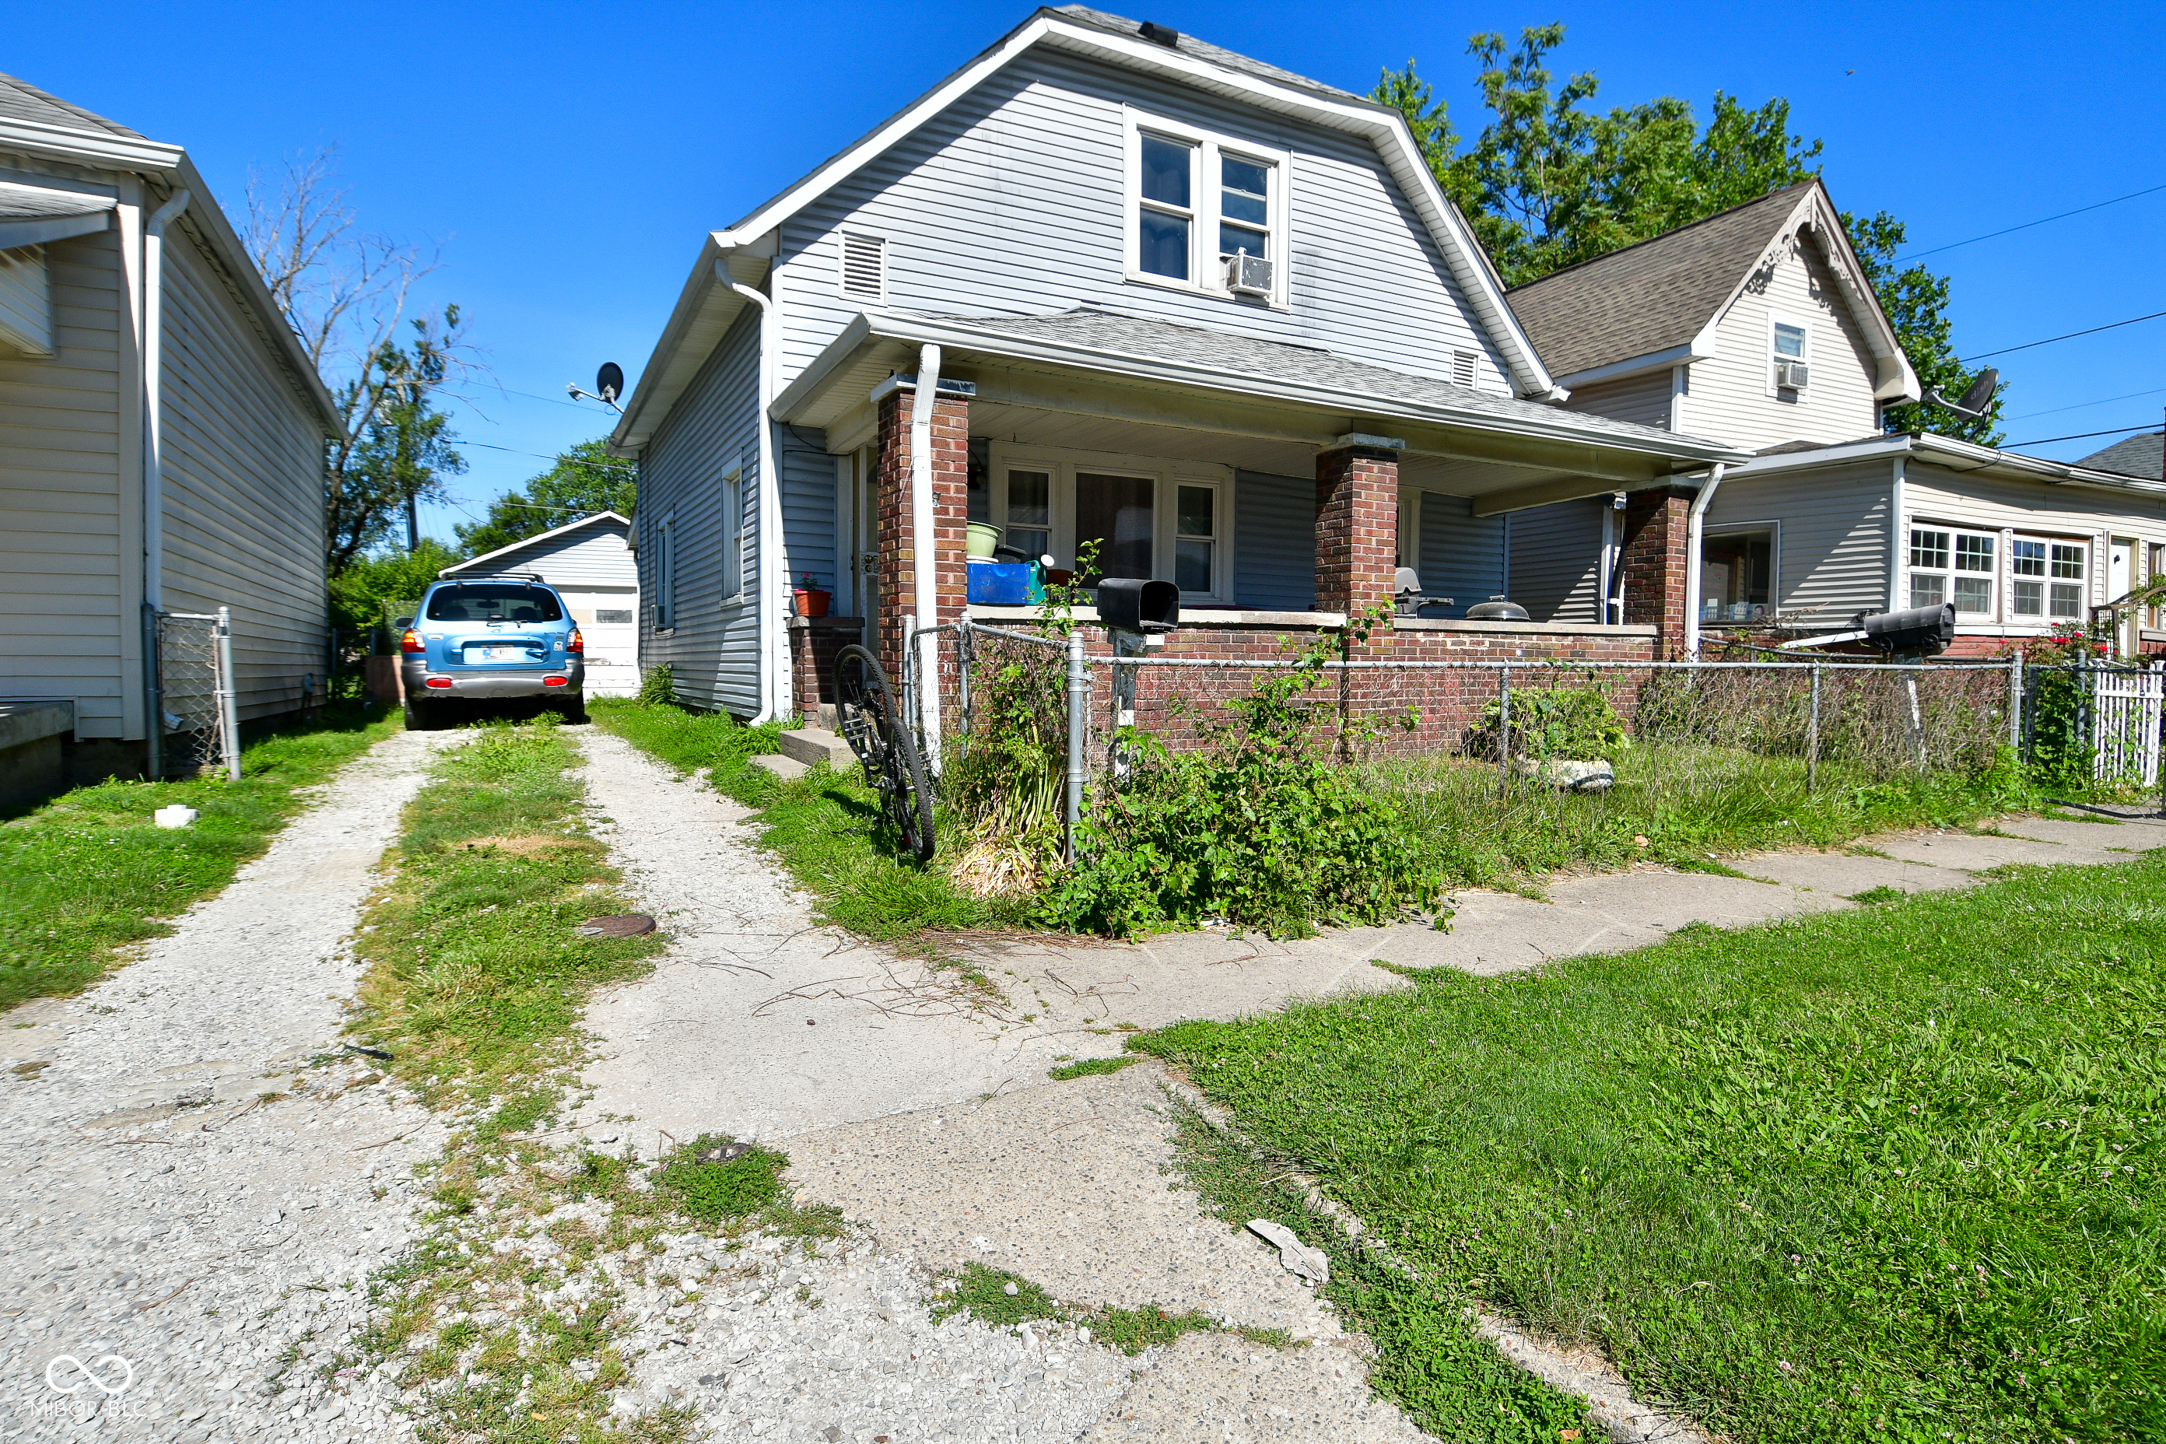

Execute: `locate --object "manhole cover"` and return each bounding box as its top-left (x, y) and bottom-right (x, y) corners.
top-left (578, 914), bottom-right (656, 938)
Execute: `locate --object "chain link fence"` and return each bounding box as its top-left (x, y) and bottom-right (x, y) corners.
top-left (156, 609), bottom-right (237, 780)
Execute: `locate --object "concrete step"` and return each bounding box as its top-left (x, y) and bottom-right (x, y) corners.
top-left (751, 753), bottom-right (809, 781)
top-left (778, 727), bottom-right (855, 770)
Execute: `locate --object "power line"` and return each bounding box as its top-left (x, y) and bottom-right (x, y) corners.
top-left (2000, 421), bottom-right (2162, 448)
top-left (1961, 308), bottom-right (2166, 363)
top-left (2008, 384), bottom-right (2166, 421)
top-left (461, 439), bottom-right (635, 470)
top-left (1900, 180), bottom-right (2166, 260)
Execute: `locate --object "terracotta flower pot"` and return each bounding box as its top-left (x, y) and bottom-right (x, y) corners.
top-left (793, 589), bottom-right (831, 618)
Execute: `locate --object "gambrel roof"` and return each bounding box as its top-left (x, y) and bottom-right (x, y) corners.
top-left (612, 6), bottom-right (1558, 453)
top-left (1507, 179), bottom-right (1920, 403)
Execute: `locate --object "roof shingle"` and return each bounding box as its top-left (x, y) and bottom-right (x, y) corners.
top-left (2077, 430), bottom-right (2163, 481)
top-left (0, 71), bottom-right (144, 141)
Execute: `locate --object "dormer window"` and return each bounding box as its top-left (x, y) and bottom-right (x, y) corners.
top-left (1124, 109), bottom-right (1288, 306)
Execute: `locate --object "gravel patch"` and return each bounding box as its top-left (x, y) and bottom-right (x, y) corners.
top-left (0, 728), bottom-right (454, 1440)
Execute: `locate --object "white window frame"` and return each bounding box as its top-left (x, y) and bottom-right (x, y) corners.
top-left (1122, 108), bottom-right (1291, 310)
top-left (986, 442), bottom-right (1238, 605)
top-left (719, 466), bottom-right (745, 606)
top-left (1907, 522), bottom-right (2000, 619)
top-left (1701, 520), bottom-right (1781, 623)
top-left (2004, 532), bottom-right (2090, 625)
top-left (652, 513), bottom-right (676, 631)
top-left (1766, 312), bottom-right (1812, 398)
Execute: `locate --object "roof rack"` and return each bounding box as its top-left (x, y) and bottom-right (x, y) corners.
top-left (435, 570), bottom-right (547, 583)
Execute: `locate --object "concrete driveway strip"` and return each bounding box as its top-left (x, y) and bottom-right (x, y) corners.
top-left (1, 725), bottom-right (456, 1442)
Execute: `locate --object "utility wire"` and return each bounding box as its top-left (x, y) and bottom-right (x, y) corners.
top-left (2008, 384), bottom-right (2166, 421)
top-left (1999, 421), bottom-right (2163, 448)
top-left (1961, 308), bottom-right (2166, 363)
top-left (1900, 180), bottom-right (2166, 260)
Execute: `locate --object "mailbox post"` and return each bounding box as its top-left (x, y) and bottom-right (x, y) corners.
top-left (1861, 602), bottom-right (1955, 768)
top-left (1096, 579), bottom-right (1179, 780)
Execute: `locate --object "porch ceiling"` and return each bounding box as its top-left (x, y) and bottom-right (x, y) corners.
top-left (773, 308), bottom-right (1749, 511)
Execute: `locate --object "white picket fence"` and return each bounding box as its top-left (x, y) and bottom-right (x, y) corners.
top-left (2092, 667), bottom-right (2164, 788)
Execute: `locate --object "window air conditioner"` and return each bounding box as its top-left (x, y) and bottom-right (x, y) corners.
top-left (1775, 360), bottom-right (1811, 389)
top-left (1223, 251), bottom-right (1272, 297)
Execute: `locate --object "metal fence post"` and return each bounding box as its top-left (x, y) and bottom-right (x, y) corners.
top-left (1807, 662), bottom-right (1822, 793)
top-left (956, 619), bottom-right (973, 738)
top-left (1065, 629), bottom-right (1086, 863)
top-left (2008, 652), bottom-right (2023, 755)
top-left (214, 605), bottom-right (241, 782)
top-left (1902, 664), bottom-right (1927, 770)
top-left (1497, 661), bottom-right (1512, 795)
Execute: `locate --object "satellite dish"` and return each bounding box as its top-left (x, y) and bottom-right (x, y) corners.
top-left (1956, 367), bottom-right (1999, 415)
top-left (596, 362), bottom-right (624, 404)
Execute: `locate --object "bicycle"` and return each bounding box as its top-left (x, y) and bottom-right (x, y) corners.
top-left (832, 643), bottom-right (936, 862)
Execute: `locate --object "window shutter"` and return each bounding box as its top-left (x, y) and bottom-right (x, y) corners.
top-left (1452, 350), bottom-right (1478, 389)
top-left (840, 234), bottom-right (885, 302)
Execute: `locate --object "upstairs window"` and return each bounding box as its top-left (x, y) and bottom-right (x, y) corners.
top-left (1218, 155), bottom-right (1270, 263)
top-left (1769, 316), bottom-right (1811, 395)
top-left (1137, 134), bottom-right (1194, 280)
top-left (1125, 110), bottom-right (1288, 306)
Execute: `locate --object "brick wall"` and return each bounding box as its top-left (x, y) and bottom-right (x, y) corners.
top-left (1314, 445), bottom-right (1399, 616)
top-left (1620, 486), bottom-right (1693, 653)
top-left (873, 386), bottom-right (970, 688)
top-left (788, 616), bottom-right (866, 726)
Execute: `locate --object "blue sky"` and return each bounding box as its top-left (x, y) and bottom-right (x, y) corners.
top-left (17, 1), bottom-right (2166, 542)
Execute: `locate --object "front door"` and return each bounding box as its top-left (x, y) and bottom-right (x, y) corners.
top-left (2112, 537), bottom-right (2137, 654)
top-left (855, 447), bottom-right (880, 647)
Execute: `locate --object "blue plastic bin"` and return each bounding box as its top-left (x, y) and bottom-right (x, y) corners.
top-left (966, 561), bottom-right (1041, 605)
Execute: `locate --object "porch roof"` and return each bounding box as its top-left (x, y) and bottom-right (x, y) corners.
top-left (777, 308), bottom-right (1749, 511)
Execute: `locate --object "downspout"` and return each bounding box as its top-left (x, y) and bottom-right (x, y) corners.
top-left (909, 343), bottom-right (943, 767)
top-left (723, 273), bottom-right (786, 725)
top-left (141, 188), bottom-right (191, 779)
top-left (1887, 454), bottom-right (1907, 612)
top-left (1682, 461), bottom-right (1727, 658)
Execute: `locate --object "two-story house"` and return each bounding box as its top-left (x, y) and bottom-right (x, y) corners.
top-left (1510, 181), bottom-right (2166, 657)
top-left (610, 5), bottom-right (1749, 746)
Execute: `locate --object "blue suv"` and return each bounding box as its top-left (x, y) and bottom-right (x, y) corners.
top-left (398, 573), bottom-right (586, 729)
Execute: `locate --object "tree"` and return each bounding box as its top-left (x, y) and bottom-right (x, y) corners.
top-left (453, 439), bottom-right (636, 559)
top-left (241, 147), bottom-right (475, 569)
top-left (327, 539), bottom-right (458, 639)
top-left (1374, 27), bottom-right (1992, 442)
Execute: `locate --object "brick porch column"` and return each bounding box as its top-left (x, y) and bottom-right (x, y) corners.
top-left (872, 380), bottom-right (970, 693)
top-left (1314, 438), bottom-right (1400, 618)
top-left (1619, 485), bottom-right (1694, 654)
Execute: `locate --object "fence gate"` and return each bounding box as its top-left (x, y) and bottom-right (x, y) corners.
top-left (2092, 667), bottom-right (2164, 788)
top-left (158, 609), bottom-right (238, 780)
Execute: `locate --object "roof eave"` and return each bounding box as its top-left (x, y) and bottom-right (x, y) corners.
top-left (0, 115), bottom-right (183, 172)
top-left (1728, 432), bottom-right (2166, 496)
top-left (442, 510), bottom-right (633, 574)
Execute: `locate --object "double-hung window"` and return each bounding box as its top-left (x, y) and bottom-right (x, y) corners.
top-left (720, 469), bottom-right (744, 603)
top-left (988, 445), bottom-right (1235, 605)
top-left (2010, 536), bottom-right (2085, 620)
top-left (1908, 526), bottom-right (1995, 615)
top-left (1768, 315), bottom-right (1810, 395)
top-left (1125, 111), bottom-right (1287, 306)
top-left (653, 514), bottom-right (676, 630)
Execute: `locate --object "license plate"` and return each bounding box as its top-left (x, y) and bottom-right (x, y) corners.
top-left (470, 646), bottom-right (526, 662)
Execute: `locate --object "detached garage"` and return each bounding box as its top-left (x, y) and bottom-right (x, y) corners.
top-left (440, 512), bottom-right (640, 696)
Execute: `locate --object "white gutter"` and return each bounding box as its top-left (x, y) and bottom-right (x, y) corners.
top-left (1681, 462), bottom-right (1727, 658)
top-left (141, 188), bottom-right (190, 611)
top-left (724, 277), bottom-right (788, 725)
top-left (909, 343), bottom-right (943, 767)
top-left (1888, 454), bottom-right (1906, 613)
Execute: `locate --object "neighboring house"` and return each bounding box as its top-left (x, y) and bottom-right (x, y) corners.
top-left (0, 73), bottom-right (340, 791)
top-left (2075, 431), bottom-right (2166, 653)
top-left (1513, 180), bottom-right (2166, 657)
top-left (437, 512), bottom-right (641, 696)
top-left (610, 5), bottom-right (1746, 744)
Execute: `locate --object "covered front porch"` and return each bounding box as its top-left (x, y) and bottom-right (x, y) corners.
top-left (773, 308), bottom-right (1746, 727)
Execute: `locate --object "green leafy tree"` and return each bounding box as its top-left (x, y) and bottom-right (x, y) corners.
top-left (327, 539), bottom-right (458, 639)
top-left (453, 439), bottom-right (635, 559)
top-left (332, 314), bottom-right (468, 569)
top-left (1374, 26), bottom-right (1989, 441)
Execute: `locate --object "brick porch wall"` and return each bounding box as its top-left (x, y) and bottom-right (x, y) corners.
top-left (1620, 486), bottom-right (1693, 654)
top-left (788, 616), bottom-right (865, 726)
top-left (1314, 445), bottom-right (1399, 617)
top-left (873, 385), bottom-right (970, 691)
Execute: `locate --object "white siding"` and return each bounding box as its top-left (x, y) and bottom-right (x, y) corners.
top-left (1507, 499), bottom-right (1603, 624)
top-left (1686, 235), bottom-right (1880, 451)
top-left (1705, 460), bottom-right (1893, 625)
top-left (465, 520), bottom-right (636, 590)
top-left (1413, 491), bottom-right (1505, 618)
top-left (637, 305), bottom-right (763, 716)
top-left (157, 231), bottom-right (328, 725)
top-left (1901, 463), bottom-right (2166, 624)
top-left (1562, 369), bottom-right (1672, 431)
top-left (0, 245), bottom-right (52, 355)
top-left (0, 224), bottom-right (129, 737)
top-left (774, 49), bottom-right (1512, 396)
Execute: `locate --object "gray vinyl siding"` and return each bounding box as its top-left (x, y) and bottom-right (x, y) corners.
top-left (777, 427), bottom-right (837, 594)
top-left (157, 230), bottom-right (328, 725)
top-left (1412, 492), bottom-right (1505, 617)
top-left (462, 520), bottom-right (635, 590)
top-left (1685, 238), bottom-right (1881, 451)
top-left (0, 245), bottom-right (50, 353)
top-left (1233, 468), bottom-right (1314, 611)
top-left (637, 305), bottom-right (762, 716)
top-left (774, 48), bottom-right (1511, 397)
top-left (1705, 461), bottom-right (1892, 623)
top-left (1507, 499), bottom-right (1603, 624)
top-left (1562, 370), bottom-right (1672, 431)
top-left (0, 224), bottom-right (129, 738)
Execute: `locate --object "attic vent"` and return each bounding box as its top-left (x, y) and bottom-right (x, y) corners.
top-left (839, 233), bottom-right (885, 303)
top-left (1138, 21), bottom-right (1182, 47)
top-left (1452, 349), bottom-right (1479, 389)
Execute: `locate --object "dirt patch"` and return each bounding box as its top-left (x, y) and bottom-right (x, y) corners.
top-left (456, 832), bottom-right (594, 857)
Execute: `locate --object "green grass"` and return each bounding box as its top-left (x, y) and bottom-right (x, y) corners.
top-left (929, 1261), bottom-right (1297, 1356)
top-left (589, 698), bottom-right (1013, 942)
top-left (1366, 743), bottom-right (2039, 891)
top-left (0, 703), bottom-right (397, 1012)
top-left (1047, 1055), bottom-right (1139, 1081)
top-left (1138, 855), bottom-right (2166, 1443)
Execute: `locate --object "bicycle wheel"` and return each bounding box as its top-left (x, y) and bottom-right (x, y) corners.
top-left (882, 708), bottom-right (937, 862)
top-left (833, 644), bottom-right (894, 789)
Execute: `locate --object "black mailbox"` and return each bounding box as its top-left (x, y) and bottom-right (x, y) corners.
top-left (1096, 577), bottom-right (1180, 634)
top-left (1862, 602), bottom-right (1955, 656)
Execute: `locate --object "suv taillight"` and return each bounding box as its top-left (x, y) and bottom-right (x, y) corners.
top-left (566, 627), bottom-right (584, 654)
top-left (400, 628), bottom-right (425, 654)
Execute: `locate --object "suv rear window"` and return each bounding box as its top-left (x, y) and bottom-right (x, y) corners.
top-left (425, 584), bottom-right (564, 623)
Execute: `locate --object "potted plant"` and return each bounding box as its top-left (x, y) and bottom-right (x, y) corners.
top-left (793, 573), bottom-right (831, 618)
